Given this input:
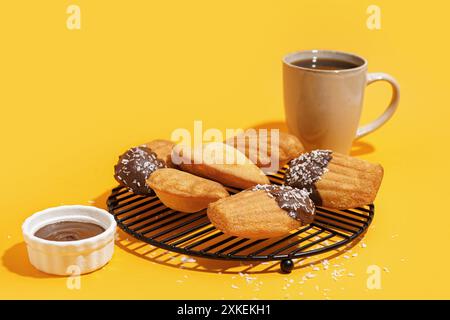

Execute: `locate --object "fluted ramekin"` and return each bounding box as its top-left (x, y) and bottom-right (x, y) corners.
top-left (22, 205), bottom-right (116, 275)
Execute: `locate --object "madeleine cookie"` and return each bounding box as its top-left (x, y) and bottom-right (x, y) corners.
top-left (207, 185), bottom-right (315, 239)
top-left (144, 139), bottom-right (176, 168)
top-left (284, 150), bottom-right (384, 209)
top-left (114, 146), bottom-right (166, 195)
top-left (176, 142), bottom-right (270, 189)
top-left (225, 130), bottom-right (304, 169)
top-left (147, 168), bottom-right (229, 213)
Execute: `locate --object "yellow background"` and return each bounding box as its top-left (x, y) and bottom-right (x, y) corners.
top-left (1, 0), bottom-right (449, 299)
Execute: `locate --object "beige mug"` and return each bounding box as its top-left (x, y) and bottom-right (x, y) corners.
top-left (283, 50), bottom-right (400, 154)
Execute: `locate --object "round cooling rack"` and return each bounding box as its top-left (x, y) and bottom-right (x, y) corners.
top-left (107, 168), bottom-right (374, 273)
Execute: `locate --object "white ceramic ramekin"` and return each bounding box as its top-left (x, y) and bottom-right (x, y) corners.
top-left (22, 205), bottom-right (117, 276)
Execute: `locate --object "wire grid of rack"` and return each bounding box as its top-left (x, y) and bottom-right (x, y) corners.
top-left (107, 168), bottom-right (374, 273)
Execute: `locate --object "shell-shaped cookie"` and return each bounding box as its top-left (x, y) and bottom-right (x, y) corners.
top-left (225, 131), bottom-right (304, 168)
top-left (284, 150), bottom-right (384, 209)
top-left (175, 142), bottom-right (270, 189)
top-left (145, 139), bottom-right (176, 168)
top-left (316, 153), bottom-right (384, 209)
top-left (147, 168), bottom-right (229, 213)
top-left (208, 189), bottom-right (307, 239)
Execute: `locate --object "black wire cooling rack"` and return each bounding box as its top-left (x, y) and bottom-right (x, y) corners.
top-left (107, 168), bottom-right (374, 273)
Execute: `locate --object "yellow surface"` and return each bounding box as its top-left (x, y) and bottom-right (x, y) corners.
top-left (1, 0), bottom-right (449, 299)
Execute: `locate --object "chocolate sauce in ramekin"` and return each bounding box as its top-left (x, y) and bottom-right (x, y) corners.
top-left (34, 221), bottom-right (105, 241)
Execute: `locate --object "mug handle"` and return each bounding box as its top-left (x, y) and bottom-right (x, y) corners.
top-left (356, 72), bottom-right (400, 139)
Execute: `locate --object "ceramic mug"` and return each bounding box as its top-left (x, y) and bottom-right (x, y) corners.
top-left (283, 50), bottom-right (400, 154)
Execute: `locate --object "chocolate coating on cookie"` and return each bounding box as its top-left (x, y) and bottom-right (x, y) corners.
top-left (114, 146), bottom-right (166, 195)
top-left (252, 184), bottom-right (315, 225)
top-left (284, 150), bottom-right (332, 189)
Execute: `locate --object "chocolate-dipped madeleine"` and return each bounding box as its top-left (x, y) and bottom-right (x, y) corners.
top-left (284, 150), bottom-right (384, 209)
top-left (114, 146), bottom-right (166, 195)
top-left (207, 184), bottom-right (315, 239)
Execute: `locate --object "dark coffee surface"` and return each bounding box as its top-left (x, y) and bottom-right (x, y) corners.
top-left (291, 58), bottom-right (359, 70)
top-left (35, 221), bottom-right (105, 241)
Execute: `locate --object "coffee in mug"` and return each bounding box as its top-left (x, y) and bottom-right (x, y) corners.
top-left (283, 50), bottom-right (400, 154)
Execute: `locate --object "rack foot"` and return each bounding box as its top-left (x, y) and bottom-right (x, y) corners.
top-left (280, 259), bottom-right (294, 273)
